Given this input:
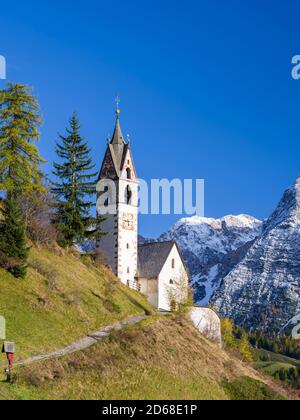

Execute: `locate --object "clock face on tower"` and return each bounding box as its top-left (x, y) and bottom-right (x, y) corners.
top-left (122, 213), bottom-right (134, 231)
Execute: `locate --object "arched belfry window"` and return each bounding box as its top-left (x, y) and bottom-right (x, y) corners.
top-left (126, 168), bottom-right (132, 180)
top-left (126, 185), bottom-right (132, 205)
top-left (104, 186), bottom-right (109, 207)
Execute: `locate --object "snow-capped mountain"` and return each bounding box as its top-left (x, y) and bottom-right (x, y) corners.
top-left (159, 214), bottom-right (262, 305)
top-left (212, 177), bottom-right (300, 334)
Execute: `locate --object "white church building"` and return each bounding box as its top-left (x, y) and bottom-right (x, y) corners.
top-left (96, 107), bottom-right (189, 312)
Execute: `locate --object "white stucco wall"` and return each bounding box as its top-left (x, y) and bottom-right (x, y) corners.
top-left (158, 244), bottom-right (189, 312)
top-left (96, 178), bottom-right (118, 272)
top-left (117, 177), bottom-right (139, 285)
top-left (96, 158), bottom-right (139, 286)
top-left (96, 214), bottom-right (117, 271)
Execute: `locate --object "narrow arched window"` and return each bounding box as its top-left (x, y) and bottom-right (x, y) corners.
top-left (104, 186), bottom-right (109, 207)
top-left (172, 259), bottom-right (175, 269)
top-left (126, 185), bottom-right (132, 205)
top-left (126, 168), bottom-right (132, 180)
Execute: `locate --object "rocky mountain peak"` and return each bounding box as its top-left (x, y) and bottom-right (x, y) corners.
top-left (212, 177), bottom-right (300, 334)
top-left (263, 177), bottom-right (300, 235)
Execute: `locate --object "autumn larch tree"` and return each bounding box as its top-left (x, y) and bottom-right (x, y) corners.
top-left (0, 83), bottom-right (45, 196)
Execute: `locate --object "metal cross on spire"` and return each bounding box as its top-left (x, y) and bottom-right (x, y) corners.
top-left (115, 95), bottom-right (121, 117)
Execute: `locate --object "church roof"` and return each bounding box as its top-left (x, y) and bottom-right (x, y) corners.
top-left (109, 112), bottom-right (126, 176)
top-left (137, 241), bottom-right (187, 279)
top-left (111, 113), bottom-right (125, 145)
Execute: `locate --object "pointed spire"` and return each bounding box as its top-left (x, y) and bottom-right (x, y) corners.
top-left (111, 97), bottom-right (125, 145)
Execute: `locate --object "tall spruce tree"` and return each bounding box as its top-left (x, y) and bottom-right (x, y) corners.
top-left (0, 196), bottom-right (29, 278)
top-left (52, 113), bottom-right (98, 246)
top-left (0, 83), bottom-right (45, 196)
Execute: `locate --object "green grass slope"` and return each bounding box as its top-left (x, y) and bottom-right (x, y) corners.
top-left (2, 318), bottom-right (290, 401)
top-left (0, 246), bottom-right (153, 361)
top-left (254, 349), bottom-right (300, 389)
top-left (254, 349), bottom-right (300, 368)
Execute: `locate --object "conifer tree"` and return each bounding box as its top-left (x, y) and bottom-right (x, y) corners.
top-left (0, 83), bottom-right (44, 196)
top-left (0, 196), bottom-right (29, 278)
top-left (52, 113), bottom-right (98, 246)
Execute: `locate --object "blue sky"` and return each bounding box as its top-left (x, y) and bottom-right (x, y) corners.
top-left (0, 0), bottom-right (300, 237)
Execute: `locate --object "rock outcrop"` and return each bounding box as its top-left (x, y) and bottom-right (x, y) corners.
top-left (189, 307), bottom-right (222, 346)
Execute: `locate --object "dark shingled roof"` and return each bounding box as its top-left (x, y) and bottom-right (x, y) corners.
top-left (109, 115), bottom-right (126, 177)
top-left (138, 241), bottom-right (175, 278)
top-left (138, 241), bottom-right (185, 279)
top-left (111, 115), bottom-right (125, 145)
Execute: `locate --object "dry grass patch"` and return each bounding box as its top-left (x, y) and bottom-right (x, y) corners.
top-left (6, 317), bottom-right (290, 400)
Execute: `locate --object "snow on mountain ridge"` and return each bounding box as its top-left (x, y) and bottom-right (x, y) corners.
top-left (177, 214), bottom-right (261, 230)
top-left (159, 214), bottom-right (262, 305)
top-left (161, 214), bottom-right (262, 255)
top-left (212, 177), bottom-right (300, 334)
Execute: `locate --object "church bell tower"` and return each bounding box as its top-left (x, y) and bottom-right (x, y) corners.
top-left (96, 105), bottom-right (139, 288)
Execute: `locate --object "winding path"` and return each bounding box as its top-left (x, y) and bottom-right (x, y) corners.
top-left (12, 315), bottom-right (148, 367)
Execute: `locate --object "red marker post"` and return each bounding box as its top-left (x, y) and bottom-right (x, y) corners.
top-left (2, 342), bottom-right (15, 382)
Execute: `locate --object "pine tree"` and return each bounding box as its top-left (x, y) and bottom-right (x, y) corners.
top-left (52, 113), bottom-right (98, 246)
top-left (0, 83), bottom-right (45, 196)
top-left (279, 368), bottom-right (287, 382)
top-left (0, 196), bottom-right (29, 278)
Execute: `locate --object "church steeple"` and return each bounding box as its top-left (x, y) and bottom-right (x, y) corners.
top-left (97, 100), bottom-right (139, 288)
top-left (99, 102), bottom-right (137, 181)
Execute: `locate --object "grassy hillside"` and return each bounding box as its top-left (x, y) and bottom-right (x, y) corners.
top-left (254, 349), bottom-right (300, 390)
top-left (254, 349), bottom-right (300, 368)
top-left (1, 317), bottom-right (291, 401)
top-left (0, 246), bottom-right (154, 361)
top-left (0, 246), bottom-right (295, 400)
top-left (254, 348), bottom-right (300, 376)
top-left (257, 362), bottom-right (296, 376)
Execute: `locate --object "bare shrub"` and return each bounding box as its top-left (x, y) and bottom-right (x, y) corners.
top-left (166, 267), bottom-right (191, 314)
top-left (22, 362), bottom-right (64, 387)
top-left (93, 249), bottom-right (109, 268)
top-left (0, 250), bottom-right (22, 272)
top-left (20, 187), bottom-right (59, 246)
top-left (29, 259), bottom-right (59, 290)
top-left (61, 291), bottom-right (81, 306)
